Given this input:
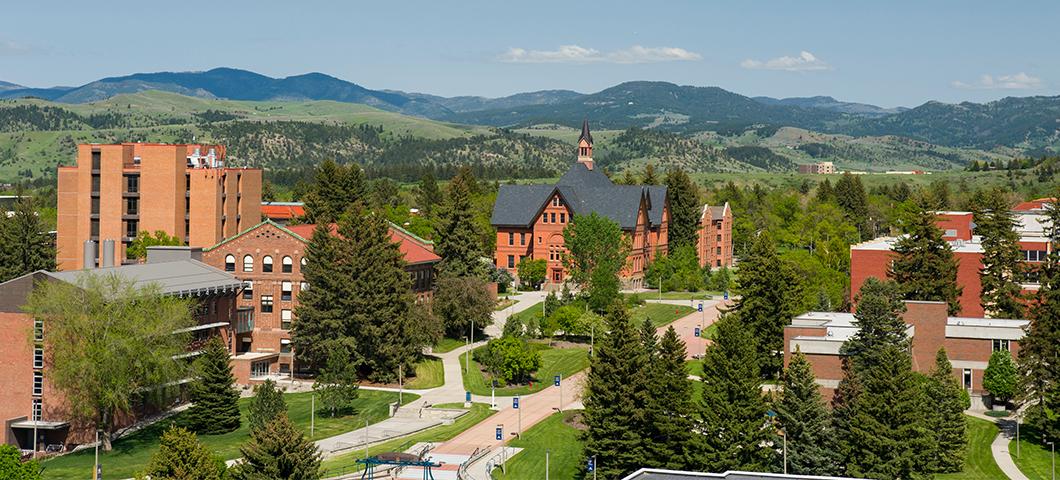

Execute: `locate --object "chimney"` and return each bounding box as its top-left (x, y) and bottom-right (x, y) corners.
top-left (82, 240), bottom-right (97, 270)
top-left (146, 246), bottom-right (203, 264)
top-left (102, 239), bottom-right (115, 268)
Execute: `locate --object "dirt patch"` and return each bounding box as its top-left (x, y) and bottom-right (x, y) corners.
top-left (564, 411), bottom-right (588, 431)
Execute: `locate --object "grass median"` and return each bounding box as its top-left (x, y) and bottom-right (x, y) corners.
top-left (462, 343), bottom-right (589, 397)
top-left (491, 411), bottom-right (583, 480)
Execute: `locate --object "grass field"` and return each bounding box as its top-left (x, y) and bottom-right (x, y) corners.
top-left (40, 390), bottom-right (415, 480)
top-left (935, 415), bottom-right (1006, 480)
top-left (1009, 424), bottom-right (1058, 480)
top-left (632, 303), bottom-right (696, 328)
top-left (627, 291), bottom-right (721, 301)
top-left (491, 411), bottom-right (584, 480)
top-left (434, 337), bottom-right (467, 354)
top-left (320, 402), bottom-right (497, 475)
top-left (463, 343), bottom-right (590, 396)
top-left (404, 357), bottom-right (444, 389)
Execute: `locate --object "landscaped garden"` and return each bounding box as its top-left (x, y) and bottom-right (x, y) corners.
top-left (463, 342), bottom-right (590, 396)
top-left (40, 390), bottom-right (415, 480)
top-left (491, 411), bottom-right (584, 480)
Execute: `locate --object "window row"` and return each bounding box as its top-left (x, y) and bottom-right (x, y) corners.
top-left (1023, 250), bottom-right (1048, 262)
top-left (225, 254), bottom-right (306, 273)
top-left (507, 232), bottom-right (528, 246)
top-left (541, 211), bottom-right (567, 224)
top-left (242, 280), bottom-right (307, 302)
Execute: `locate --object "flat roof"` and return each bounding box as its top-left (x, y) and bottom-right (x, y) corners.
top-left (10, 420), bottom-right (69, 430)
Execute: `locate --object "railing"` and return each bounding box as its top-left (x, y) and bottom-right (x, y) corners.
top-left (458, 446), bottom-right (490, 480)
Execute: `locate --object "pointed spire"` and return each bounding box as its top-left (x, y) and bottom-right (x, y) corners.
top-left (578, 119), bottom-right (593, 145)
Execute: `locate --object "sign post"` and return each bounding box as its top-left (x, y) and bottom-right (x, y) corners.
top-left (513, 396), bottom-right (522, 438)
top-left (588, 455), bottom-right (597, 480)
top-left (495, 424), bottom-right (503, 441)
top-left (554, 374), bottom-right (562, 412)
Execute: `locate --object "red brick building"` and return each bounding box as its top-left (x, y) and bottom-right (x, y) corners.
top-left (202, 219), bottom-right (440, 381)
top-left (850, 209), bottom-right (1052, 317)
top-left (698, 203), bottom-right (734, 269)
top-left (784, 300), bottom-right (1027, 407)
top-left (56, 143), bottom-right (261, 270)
top-left (261, 201), bottom-right (306, 225)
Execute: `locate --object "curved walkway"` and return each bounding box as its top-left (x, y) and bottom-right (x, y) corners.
top-left (966, 410), bottom-right (1028, 480)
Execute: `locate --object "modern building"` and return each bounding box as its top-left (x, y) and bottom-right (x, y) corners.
top-left (698, 203), bottom-right (734, 269)
top-left (623, 469), bottom-right (865, 480)
top-left (797, 161), bottom-right (836, 175)
top-left (0, 246), bottom-right (243, 453)
top-left (202, 219), bottom-right (441, 380)
top-left (261, 201), bottom-right (306, 225)
top-left (491, 121), bottom-right (670, 288)
top-left (784, 300), bottom-right (1026, 406)
top-left (850, 209), bottom-right (1052, 317)
top-left (56, 143), bottom-right (262, 270)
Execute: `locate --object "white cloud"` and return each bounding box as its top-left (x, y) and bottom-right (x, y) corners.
top-left (0, 39), bottom-right (34, 56)
top-left (740, 51), bottom-right (831, 72)
top-left (498, 45), bottom-right (701, 64)
top-left (952, 72), bottom-right (1042, 90)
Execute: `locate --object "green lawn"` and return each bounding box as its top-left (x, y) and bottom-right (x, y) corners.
top-left (40, 390), bottom-right (415, 480)
top-left (1009, 424), bottom-right (1058, 480)
top-left (492, 411), bottom-right (584, 480)
top-left (632, 303), bottom-right (696, 328)
top-left (463, 343), bottom-right (590, 396)
top-left (404, 357), bottom-right (444, 389)
top-left (626, 291), bottom-right (720, 301)
top-left (320, 402), bottom-right (497, 476)
top-left (510, 302), bottom-right (544, 325)
top-left (935, 415), bottom-right (1006, 480)
top-left (434, 337), bottom-right (467, 354)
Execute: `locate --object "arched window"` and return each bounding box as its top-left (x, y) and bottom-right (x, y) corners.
top-left (282, 256), bottom-right (293, 273)
top-left (242, 255), bottom-right (254, 272)
top-left (301, 257), bottom-right (307, 267)
top-left (262, 256), bottom-right (273, 273)
top-left (224, 254), bottom-right (235, 272)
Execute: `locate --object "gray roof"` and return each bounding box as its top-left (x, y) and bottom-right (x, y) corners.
top-left (623, 469), bottom-right (867, 480)
top-left (46, 260), bottom-right (243, 297)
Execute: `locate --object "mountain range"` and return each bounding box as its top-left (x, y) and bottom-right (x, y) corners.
top-left (2, 67), bottom-right (1059, 153)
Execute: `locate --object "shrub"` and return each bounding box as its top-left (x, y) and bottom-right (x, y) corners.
top-left (473, 337), bottom-right (541, 385)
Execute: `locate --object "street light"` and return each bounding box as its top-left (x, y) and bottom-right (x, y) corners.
top-left (1048, 441), bottom-right (1055, 480)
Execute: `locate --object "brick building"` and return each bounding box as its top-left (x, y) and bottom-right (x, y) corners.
top-left (698, 203), bottom-right (734, 269)
top-left (202, 219), bottom-right (440, 380)
top-left (850, 209), bottom-right (1052, 317)
top-left (0, 246), bottom-right (242, 453)
top-left (261, 201), bottom-right (306, 225)
top-left (56, 143), bottom-right (262, 270)
top-left (797, 161), bottom-right (836, 174)
top-left (784, 300), bottom-right (1027, 407)
top-left (491, 121), bottom-right (670, 288)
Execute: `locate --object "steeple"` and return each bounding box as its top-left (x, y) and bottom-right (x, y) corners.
top-left (576, 119), bottom-right (594, 170)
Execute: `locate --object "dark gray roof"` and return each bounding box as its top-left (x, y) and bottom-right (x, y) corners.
top-left (490, 184), bottom-right (556, 227)
top-left (622, 469), bottom-right (867, 480)
top-left (46, 260), bottom-right (243, 297)
top-left (558, 162), bottom-right (613, 188)
top-left (647, 185), bottom-right (667, 226)
top-left (579, 119), bottom-right (594, 145)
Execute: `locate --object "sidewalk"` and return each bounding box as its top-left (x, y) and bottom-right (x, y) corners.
top-left (658, 299), bottom-right (730, 360)
top-left (966, 410), bottom-right (1028, 480)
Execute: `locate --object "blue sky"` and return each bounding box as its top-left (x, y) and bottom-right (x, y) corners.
top-left (2, 0), bottom-right (1057, 108)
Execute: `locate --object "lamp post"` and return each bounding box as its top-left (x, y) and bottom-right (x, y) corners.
top-left (1016, 414), bottom-right (1021, 459)
top-left (310, 393), bottom-right (315, 438)
top-left (1048, 441), bottom-right (1055, 480)
top-left (545, 449), bottom-right (550, 480)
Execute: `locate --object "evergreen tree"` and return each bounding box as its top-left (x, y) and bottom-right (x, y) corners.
top-left (643, 163), bottom-right (659, 184)
top-left (651, 326), bottom-right (696, 469)
top-left (302, 159), bottom-right (366, 224)
top-left (230, 414), bottom-right (322, 480)
top-left (415, 172), bottom-right (443, 217)
top-left (815, 178), bottom-right (835, 203)
top-left (888, 206), bottom-right (963, 315)
top-left (313, 345), bottom-right (360, 417)
top-left (141, 425), bottom-right (225, 480)
top-left (619, 169), bottom-right (638, 185)
top-left (292, 223), bottom-right (351, 370)
top-left (582, 303), bottom-right (650, 478)
top-left (974, 188), bottom-right (1025, 318)
top-left (435, 168), bottom-right (487, 278)
top-left (183, 336), bottom-right (241, 435)
top-left (0, 193), bottom-right (55, 282)
top-left (776, 349), bottom-right (839, 476)
top-left (248, 379), bottom-right (288, 433)
top-left (834, 172), bottom-right (870, 240)
top-left (842, 278), bottom-right (909, 368)
top-left (666, 167), bottom-right (700, 252)
top-left (729, 232), bottom-right (804, 376)
top-left (830, 357), bottom-right (863, 473)
top-left (926, 348), bottom-right (967, 473)
top-left (696, 315), bottom-right (773, 472)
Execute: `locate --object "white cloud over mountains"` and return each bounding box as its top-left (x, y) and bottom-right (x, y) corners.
top-left (952, 72), bottom-right (1042, 90)
top-left (498, 45), bottom-right (702, 64)
top-left (740, 51), bottom-right (831, 72)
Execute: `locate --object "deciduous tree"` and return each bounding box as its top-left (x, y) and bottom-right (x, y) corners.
top-left (0, 444), bottom-right (41, 480)
top-left (564, 213), bottom-right (630, 312)
top-left (516, 258), bottom-right (547, 290)
top-left (126, 230), bottom-right (182, 261)
top-left (313, 346), bottom-right (360, 417)
top-left (433, 273), bottom-right (495, 338)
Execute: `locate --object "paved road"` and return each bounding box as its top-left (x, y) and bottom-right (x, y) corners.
top-left (652, 299), bottom-right (730, 360)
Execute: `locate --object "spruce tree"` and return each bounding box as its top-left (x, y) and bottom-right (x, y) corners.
top-left (926, 348), bottom-right (967, 473)
top-left (582, 303), bottom-right (649, 479)
top-left (0, 193), bottom-right (55, 282)
top-left (696, 315), bottom-right (773, 472)
top-left (830, 357), bottom-right (863, 473)
top-left (302, 159), bottom-right (366, 224)
top-left (230, 414), bottom-right (322, 480)
top-left (975, 188), bottom-right (1025, 318)
top-left (815, 178), bottom-right (835, 203)
top-left (248, 379), bottom-right (288, 433)
top-left (141, 425), bottom-right (224, 480)
top-left (842, 277), bottom-right (909, 368)
top-left (184, 336), bottom-right (241, 435)
top-left (651, 326), bottom-right (696, 470)
top-left (729, 232), bottom-right (803, 377)
top-left (665, 167), bottom-right (700, 252)
top-left (643, 163), bottom-right (659, 184)
top-left (888, 206), bottom-right (963, 315)
top-left (776, 349), bottom-right (839, 476)
top-left (415, 172), bottom-right (443, 217)
top-left (435, 168), bottom-right (487, 279)
top-left (834, 172), bottom-right (870, 240)
top-left (292, 222), bottom-right (352, 370)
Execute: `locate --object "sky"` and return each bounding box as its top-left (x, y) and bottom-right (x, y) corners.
top-left (2, 0), bottom-right (1058, 108)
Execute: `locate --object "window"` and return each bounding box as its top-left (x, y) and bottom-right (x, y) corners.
top-left (90, 219), bottom-right (100, 237)
top-left (281, 281), bottom-right (293, 301)
top-left (507, 255), bottom-right (515, 269)
top-left (261, 295), bottom-right (274, 313)
top-left (552, 197), bottom-right (560, 207)
top-left (33, 346), bottom-right (43, 369)
top-left (91, 150), bottom-right (101, 169)
top-left (282, 256), bottom-right (293, 273)
top-left (34, 319), bottom-right (43, 341)
top-left (224, 255), bottom-right (236, 271)
top-left (992, 339), bottom-right (1010, 352)
top-left (542, 214), bottom-right (548, 224)
top-left (962, 368), bottom-right (972, 390)
top-left (243, 255), bottom-right (254, 272)
top-left (33, 372), bottom-right (43, 396)
top-left (263, 256), bottom-right (273, 273)
top-left (126, 175), bottom-right (139, 193)
top-left (279, 363), bottom-right (291, 374)
top-left (520, 233), bottom-right (526, 245)
top-left (1023, 250), bottom-right (1048, 262)
top-left (716, 259), bottom-right (721, 267)
top-left (91, 197), bottom-right (100, 215)
top-left (281, 339), bottom-right (292, 354)
top-left (126, 198), bottom-right (138, 215)
top-left (508, 232), bottom-right (514, 246)
top-left (32, 399), bottom-right (41, 421)
top-left (243, 281), bottom-right (253, 300)
top-left (281, 310), bottom-right (293, 330)
top-left (551, 212), bottom-right (557, 223)
top-left (301, 257), bottom-right (307, 267)
top-left (300, 281), bottom-right (308, 292)
top-left (716, 247), bottom-right (722, 255)
top-left (560, 213), bottom-right (566, 223)
top-left (716, 234), bottom-right (722, 242)
top-left (125, 220), bottom-right (138, 238)
top-left (91, 175), bottom-right (101, 192)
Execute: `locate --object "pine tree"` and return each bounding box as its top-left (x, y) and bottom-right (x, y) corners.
top-left (183, 336), bottom-right (241, 435)
top-left (248, 379), bottom-right (288, 433)
top-left (0, 193), bottom-right (55, 282)
top-left (729, 232), bottom-right (804, 377)
top-left (815, 178), bottom-right (835, 203)
top-left (696, 315), bottom-right (773, 472)
top-left (643, 163), bottom-right (659, 184)
top-left (230, 414), bottom-right (322, 480)
top-left (926, 348), bottom-right (967, 473)
top-left (666, 167), bottom-right (700, 252)
top-left (830, 356), bottom-right (863, 473)
top-left (975, 188), bottom-right (1025, 318)
top-left (834, 172), bottom-right (870, 240)
top-left (435, 168), bottom-right (487, 279)
top-left (302, 159), bottom-right (366, 224)
top-left (776, 349), bottom-right (839, 476)
top-left (141, 425), bottom-right (224, 480)
top-left (651, 326), bottom-right (696, 470)
top-left (843, 277), bottom-right (909, 368)
top-left (582, 303), bottom-right (650, 478)
top-left (292, 223), bottom-right (352, 370)
top-left (888, 206), bottom-right (963, 315)
top-left (415, 172), bottom-right (443, 217)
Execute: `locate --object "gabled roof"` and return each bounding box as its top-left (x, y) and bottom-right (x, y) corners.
top-left (261, 202), bottom-right (306, 220)
top-left (203, 218), bottom-right (308, 252)
top-left (701, 202), bottom-right (730, 222)
top-left (557, 162), bottom-right (613, 188)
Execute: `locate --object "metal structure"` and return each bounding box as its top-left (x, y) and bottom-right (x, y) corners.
top-left (358, 452), bottom-right (441, 480)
